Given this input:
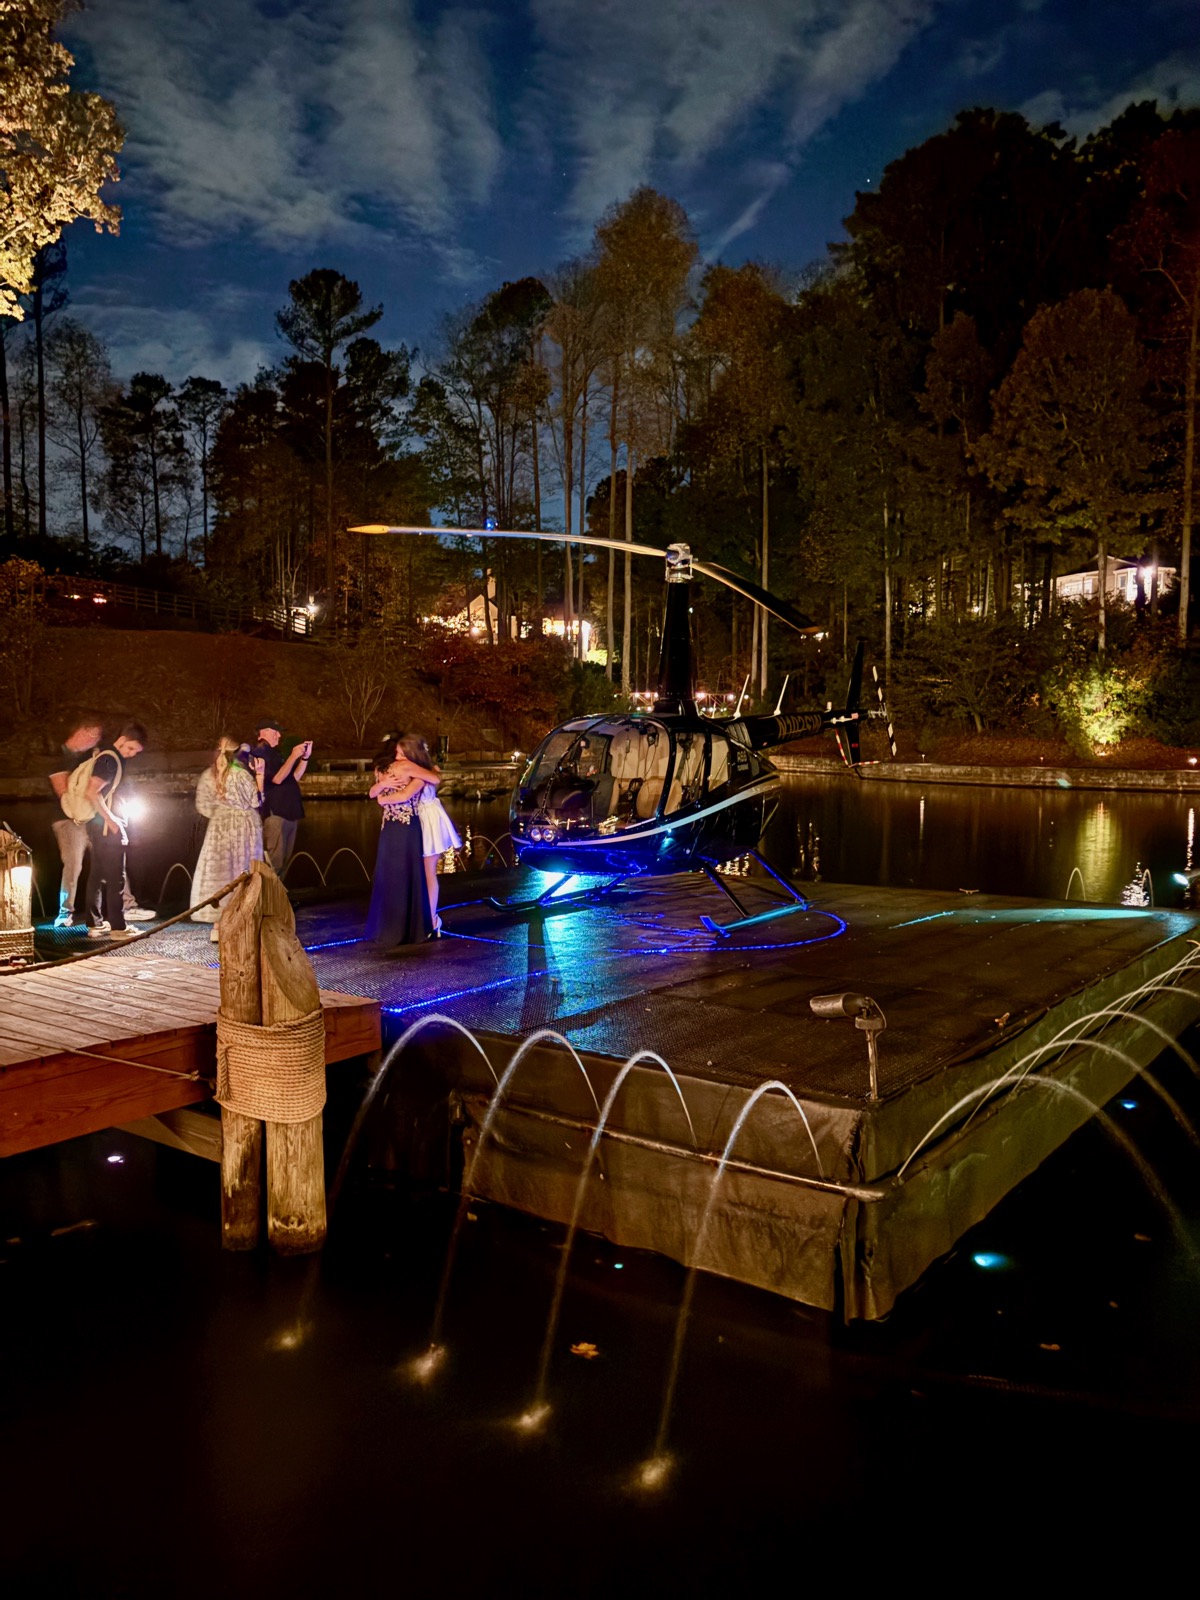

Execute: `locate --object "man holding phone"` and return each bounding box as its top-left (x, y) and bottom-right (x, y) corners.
top-left (251, 719), bottom-right (311, 875)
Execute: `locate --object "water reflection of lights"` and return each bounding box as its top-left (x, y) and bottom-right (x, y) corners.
top-left (1076, 802), bottom-right (1123, 901)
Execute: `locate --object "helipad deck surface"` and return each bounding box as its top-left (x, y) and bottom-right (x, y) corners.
top-left (75, 871), bottom-right (1200, 1315)
top-left (93, 870), bottom-right (1197, 1097)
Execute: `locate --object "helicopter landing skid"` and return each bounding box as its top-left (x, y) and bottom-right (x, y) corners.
top-left (487, 871), bottom-right (627, 913)
top-left (699, 850), bottom-right (810, 938)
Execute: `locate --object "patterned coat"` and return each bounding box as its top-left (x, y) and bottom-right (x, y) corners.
top-left (189, 764), bottom-right (264, 922)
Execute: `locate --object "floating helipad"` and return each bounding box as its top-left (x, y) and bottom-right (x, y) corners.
top-left (103, 872), bottom-right (1200, 1319)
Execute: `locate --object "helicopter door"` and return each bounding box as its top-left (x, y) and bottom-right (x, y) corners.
top-left (707, 728), bottom-right (731, 797)
top-left (667, 731), bottom-right (705, 813)
top-left (630, 730), bottom-right (670, 819)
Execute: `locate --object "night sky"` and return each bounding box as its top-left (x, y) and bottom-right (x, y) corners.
top-left (60, 0), bottom-right (1200, 388)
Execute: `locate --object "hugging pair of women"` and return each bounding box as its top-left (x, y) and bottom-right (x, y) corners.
top-left (365, 731), bottom-right (461, 947)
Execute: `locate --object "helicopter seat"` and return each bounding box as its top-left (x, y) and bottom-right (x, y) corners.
top-left (608, 732), bottom-right (645, 819)
top-left (634, 780), bottom-right (665, 820)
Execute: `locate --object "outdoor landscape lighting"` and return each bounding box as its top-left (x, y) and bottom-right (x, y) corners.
top-left (809, 991), bottom-right (886, 1099)
top-left (0, 827), bottom-right (35, 962)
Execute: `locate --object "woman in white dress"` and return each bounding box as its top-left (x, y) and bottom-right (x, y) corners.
top-left (190, 737), bottom-right (265, 939)
top-left (400, 732), bottom-right (460, 935)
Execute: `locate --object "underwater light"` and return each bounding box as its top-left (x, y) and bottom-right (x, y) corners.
top-left (634, 1455), bottom-right (673, 1493)
top-left (1120, 1099), bottom-right (1138, 1111)
top-left (971, 1251), bottom-right (1011, 1270)
top-left (409, 1345), bottom-right (446, 1384)
top-left (514, 1402), bottom-right (552, 1434)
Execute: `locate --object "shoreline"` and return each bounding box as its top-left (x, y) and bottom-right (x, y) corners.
top-left (769, 753), bottom-right (1200, 793)
top-left (5, 752), bottom-right (1200, 802)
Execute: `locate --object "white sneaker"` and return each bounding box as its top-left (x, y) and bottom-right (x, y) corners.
top-left (108, 926), bottom-right (142, 940)
top-left (53, 911), bottom-right (74, 929)
top-left (124, 907), bottom-right (156, 922)
top-left (86, 921), bottom-right (112, 939)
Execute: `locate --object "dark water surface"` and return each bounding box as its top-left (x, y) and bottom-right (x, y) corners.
top-left (6, 771), bottom-right (1198, 914)
top-left (4, 774), bottom-right (1200, 1592)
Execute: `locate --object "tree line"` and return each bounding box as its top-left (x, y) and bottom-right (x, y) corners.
top-left (3, 19), bottom-right (1199, 742)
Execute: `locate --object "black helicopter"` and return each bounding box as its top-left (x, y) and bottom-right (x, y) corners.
top-left (351, 524), bottom-right (891, 934)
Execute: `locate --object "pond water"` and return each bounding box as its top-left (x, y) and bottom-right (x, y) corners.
top-left (4, 770), bottom-right (1200, 1590)
top-left (6, 770), bottom-right (1198, 915)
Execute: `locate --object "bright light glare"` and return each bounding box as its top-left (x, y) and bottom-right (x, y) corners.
top-left (119, 795), bottom-right (147, 824)
top-left (1120, 1100), bottom-right (1138, 1111)
top-left (267, 1321), bottom-right (310, 1352)
top-left (106, 1153), bottom-right (124, 1165)
top-left (971, 1251), bottom-right (1010, 1270)
top-left (408, 1344), bottom-right (446, 1384)
top-left (11, 862), bottom-right (32, 895)
top-left (514, 1402), bottom-right (552, 1434)
top-left (634, 1455), bottom-right (673, 1493)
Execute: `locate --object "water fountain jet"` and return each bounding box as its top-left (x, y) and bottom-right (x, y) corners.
top-left (649, 1080), bottom-right (826, 1462)
top-left (426, 1029), bottom-right (601, 1353)
top-left (528, 1050), bottom-right (698, 1416)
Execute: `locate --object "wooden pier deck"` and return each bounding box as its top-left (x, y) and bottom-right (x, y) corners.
top-left (0, 952), bottom-right (380, 1158)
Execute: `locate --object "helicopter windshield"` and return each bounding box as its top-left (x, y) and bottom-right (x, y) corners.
top-left (515, 718), bottom-right (673, 836)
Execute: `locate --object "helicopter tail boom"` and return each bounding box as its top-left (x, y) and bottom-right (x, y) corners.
top-left (739, 639), bottom-right (868, 765)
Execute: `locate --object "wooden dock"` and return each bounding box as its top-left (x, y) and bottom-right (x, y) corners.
top-left (0, 952), bottom-right (380, 1158)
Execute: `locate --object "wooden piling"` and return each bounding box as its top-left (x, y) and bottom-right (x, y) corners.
top-left (217, 868), bottom-right (265, 1250)
top-left (258, 868), bottom-right (327, 1255)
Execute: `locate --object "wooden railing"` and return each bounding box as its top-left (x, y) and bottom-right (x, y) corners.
top-left (46, 573), bottom-right (314, 637)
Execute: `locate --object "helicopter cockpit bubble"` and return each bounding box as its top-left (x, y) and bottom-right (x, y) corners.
top-left (513, 716), bottom-right (676, 840)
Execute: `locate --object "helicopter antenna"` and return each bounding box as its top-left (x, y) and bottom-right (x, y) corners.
top-left (772, 674), bottom-right (790, 717)
top-left (734, 674), bottom-right (750, 717)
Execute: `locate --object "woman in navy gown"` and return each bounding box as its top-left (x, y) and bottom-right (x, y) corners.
top-left (365, 739), bottom-right (432, 947)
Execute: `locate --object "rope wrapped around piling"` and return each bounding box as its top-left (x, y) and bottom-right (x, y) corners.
top-left (215, 1009), bottom-right (326, 1123)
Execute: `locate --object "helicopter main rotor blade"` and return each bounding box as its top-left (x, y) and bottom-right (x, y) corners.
top-left (349, 523), bottom-right (669, 561)
top-left (351, 524), bottom-right (822, 634)
top-left (691, 560), bottom-right (819, 636)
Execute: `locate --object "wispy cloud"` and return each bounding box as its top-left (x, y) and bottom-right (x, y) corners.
top-left (1021, 50), bottom-right (1200, 136)
top-left (71, 282), bottom-right (274, 386)
top-left (529, 0), bottom-right (940, 243)
top-left (71, 0), bottom-right (502, 257)
top-left (72, 0), bottom-right (945, 268)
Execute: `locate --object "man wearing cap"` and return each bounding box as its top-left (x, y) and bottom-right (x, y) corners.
top-left (250, 720), bottom-right (311, 875)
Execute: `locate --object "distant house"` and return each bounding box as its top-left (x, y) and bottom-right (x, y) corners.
top-left (431, 576), bottom-right (604, 658)
top-left (1054, 556), bottom-right (1176, 606)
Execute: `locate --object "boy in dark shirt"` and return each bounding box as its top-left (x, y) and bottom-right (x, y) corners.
top-left (251, 719), bottom-right (311, 874)
top-left (83, 722), bottom-right (147, 939)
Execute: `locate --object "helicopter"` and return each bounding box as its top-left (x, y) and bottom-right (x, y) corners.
top-left (350, 523), bottom-right (893, 935)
